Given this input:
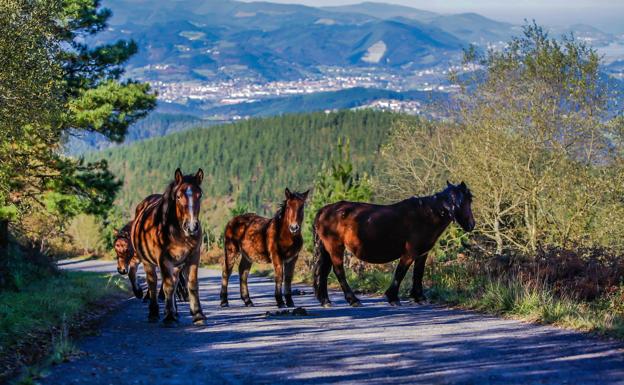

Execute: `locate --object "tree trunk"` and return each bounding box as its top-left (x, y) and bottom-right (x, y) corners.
top-left (494, 215), bottom-right (503, 256)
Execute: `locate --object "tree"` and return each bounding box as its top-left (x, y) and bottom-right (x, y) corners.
top-left (304, 138), bottom-right (372, 271)
top-left (0, 0), bottom-right (155, 286)
top-left (378, 23), bottom-right (624, 256)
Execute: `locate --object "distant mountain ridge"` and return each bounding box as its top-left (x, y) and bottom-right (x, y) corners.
top-left (97, 0), bottom-right (518, 82)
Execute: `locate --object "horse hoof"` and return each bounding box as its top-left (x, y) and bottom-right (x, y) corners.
top-left (286, 301), bottom-right (295, 308)
top-left (350, 301), bottom-right (363, 307)
top-left (192, 313), bottom-right (207, 326)
top-left (220, 302), bottom-right (229, 308)
top-left (321, 301), bottom-right (332, 308)
top-left (277, 303), bottom-right (287, 309)
top-left (162, 319), bottom-right (177, 328)
top-left (133, 289), bottom-right (143, 299)
top-left (389, 300), bottom-right (402, 307)
top-left (244, 301), bottom-right (254, 307)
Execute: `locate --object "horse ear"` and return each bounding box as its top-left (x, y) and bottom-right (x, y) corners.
top-left (113, 229), bottom-right (118, 237)
top-left (285, 188), bottom-right (292, 199)
top-left (195, 168), bottom-right (204, 185)
top-left (302, 189), bottom-right (310, 201)
top-left (175, 168), bottom-right (183, 185)
top-left (459, 181), bottom-right (467, 190)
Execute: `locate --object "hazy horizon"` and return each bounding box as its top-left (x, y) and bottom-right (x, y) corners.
top-left (240, 0), bottom-right (624, 34)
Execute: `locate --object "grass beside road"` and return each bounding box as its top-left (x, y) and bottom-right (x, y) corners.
top-left (0, 267), bottom-right (127, 383)
top-left (425, 263), bottom-right (624, 339)
top-left (313, 259), bottom-right (624, 340)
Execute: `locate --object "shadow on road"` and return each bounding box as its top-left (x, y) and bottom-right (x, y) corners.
top-left (43, 262), bottom-right (624, 385)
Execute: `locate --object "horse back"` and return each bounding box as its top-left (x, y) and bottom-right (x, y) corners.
top-left (315, 200), bottom-right (410, 263)
top-left (225, 213), bottom-right (272, 263)
top-left (131, 196), bottom-right (164, 266)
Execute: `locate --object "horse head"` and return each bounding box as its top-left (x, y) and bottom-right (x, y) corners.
top-left (282, 188), bottom-right (309, 235)
top-left (163, 168), bottom-right (204, 237)
top-left (443, 181), bottom-right (475, 232)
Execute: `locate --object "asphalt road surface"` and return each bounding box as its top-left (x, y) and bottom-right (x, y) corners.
top-left (42, 258), bottom-right (624, 385)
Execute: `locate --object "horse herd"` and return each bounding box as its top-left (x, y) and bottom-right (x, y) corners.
top-left (114, 168), bottom-right (475, 326)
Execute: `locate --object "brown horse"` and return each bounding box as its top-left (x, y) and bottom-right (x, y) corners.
top-left (313, 182), bottom-right (475, 307)
top-left (114, 223), bottom-right (189, 301)
top-left (115, 195), bottom-right (161, 299)
top-left (221, 188), bottom-right (309, 308)
top-left (131, 169), bottom-right (205, 325)
top-left (114, 222), bottom-right (143, 299)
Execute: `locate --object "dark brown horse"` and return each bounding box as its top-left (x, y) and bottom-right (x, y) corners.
top-left (313, 182), bottom-right (475, 307)
top-left (221, 188), bottom-right (309, 308)
top-left (131, 169), bottom-right (205, 325)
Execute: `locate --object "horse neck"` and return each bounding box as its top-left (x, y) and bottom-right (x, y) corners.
top-left (158, 196), bottom-right (183, 236)
top-left (403, 195), bottom-right (454, 234)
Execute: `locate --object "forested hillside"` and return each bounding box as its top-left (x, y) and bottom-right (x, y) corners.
top-left (89, 110), bottom-right (411, 222)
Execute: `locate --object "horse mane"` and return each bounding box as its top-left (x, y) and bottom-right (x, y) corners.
top-left (116, 222), bottom-right (132, 240)
top-left (419, 184), bottom-right (472, 219)
top-left (157, 181), bottom-right (175, 227)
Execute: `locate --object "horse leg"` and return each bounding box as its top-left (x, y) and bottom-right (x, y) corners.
top-left (161, 260), bottom-right (178, 326)
top-left (330, 246), bottom-right (361, 307)
top-left (187, 259), bottom-right (206, 325)
top-left (128, 256), bottom-right (143, 299)
top-left (176, 265), bottom-right (189, 302)
top-left (239, 256), bottom-right (254, 307)
top-left (384, 254), bottom-right (414, 306)
top-left (220, 239), bottom-right (237, 307)
top-left (284, 258), bottom-right (297, 308)
top-left (143, 263), bottom-right (159, 322)
top-left (410, 253), bottom-right (428, 302)
top-left (313, 238), bottom-right (332, 307)
top-left (158, 282), bottom-right (165, 301)
top-left (272, 254), bottom-right (286, 308)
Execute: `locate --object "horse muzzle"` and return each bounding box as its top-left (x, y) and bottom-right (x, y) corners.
top-left (289, 224), bottom-right (301, 234)
top-left (117, 267), bottom-right (128, 275)
top-left (183, 221), bottom-right (200, 236)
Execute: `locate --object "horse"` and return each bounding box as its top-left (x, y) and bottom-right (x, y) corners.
top-left (221, 188), bottom-right (309, 308)
top-left (114, 221), bottom-right (189, 302)
top-left (114, 222), bottom-right (143, 299)
top-left (313, 181), bottom-right (475, 307)
top-left (131, 168), bottom-right (206, 325)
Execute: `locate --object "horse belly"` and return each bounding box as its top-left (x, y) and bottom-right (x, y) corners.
top-left (241, 238), bottom-right (270, 263)
top-left (349, 226), bottom-right (406, 264)
top-left (356, 241), bottom-right (405, 264)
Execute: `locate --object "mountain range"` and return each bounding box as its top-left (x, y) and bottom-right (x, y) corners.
top-left (96, 0), bottom-right (524, 83)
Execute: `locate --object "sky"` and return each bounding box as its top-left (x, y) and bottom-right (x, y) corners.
top-left (242, 0), bottom-right (624, 33)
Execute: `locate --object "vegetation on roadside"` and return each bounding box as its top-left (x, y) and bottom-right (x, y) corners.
top-left (0, 0), bottom-right (155, 288)
top-left (0, 0), bottom-right (152, 379)
top-left (0, 246), bottom-right (127, 382)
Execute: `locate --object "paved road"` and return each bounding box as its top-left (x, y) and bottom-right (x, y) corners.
top-left (44, 258), bottom-right (624, 385)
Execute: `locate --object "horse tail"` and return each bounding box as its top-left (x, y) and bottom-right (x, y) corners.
top-left (312, 210), bottom-right (331, 302)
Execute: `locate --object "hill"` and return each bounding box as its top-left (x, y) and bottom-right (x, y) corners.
top-left (95, 0), bottom-right (474, 83)
top-left (65, 113), bottom-right (209, 155)
top-left (88, 110), bottom-right (413, 231)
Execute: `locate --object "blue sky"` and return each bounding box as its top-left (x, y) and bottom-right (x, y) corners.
top-left (242, 0), bottom-right (624, 33)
